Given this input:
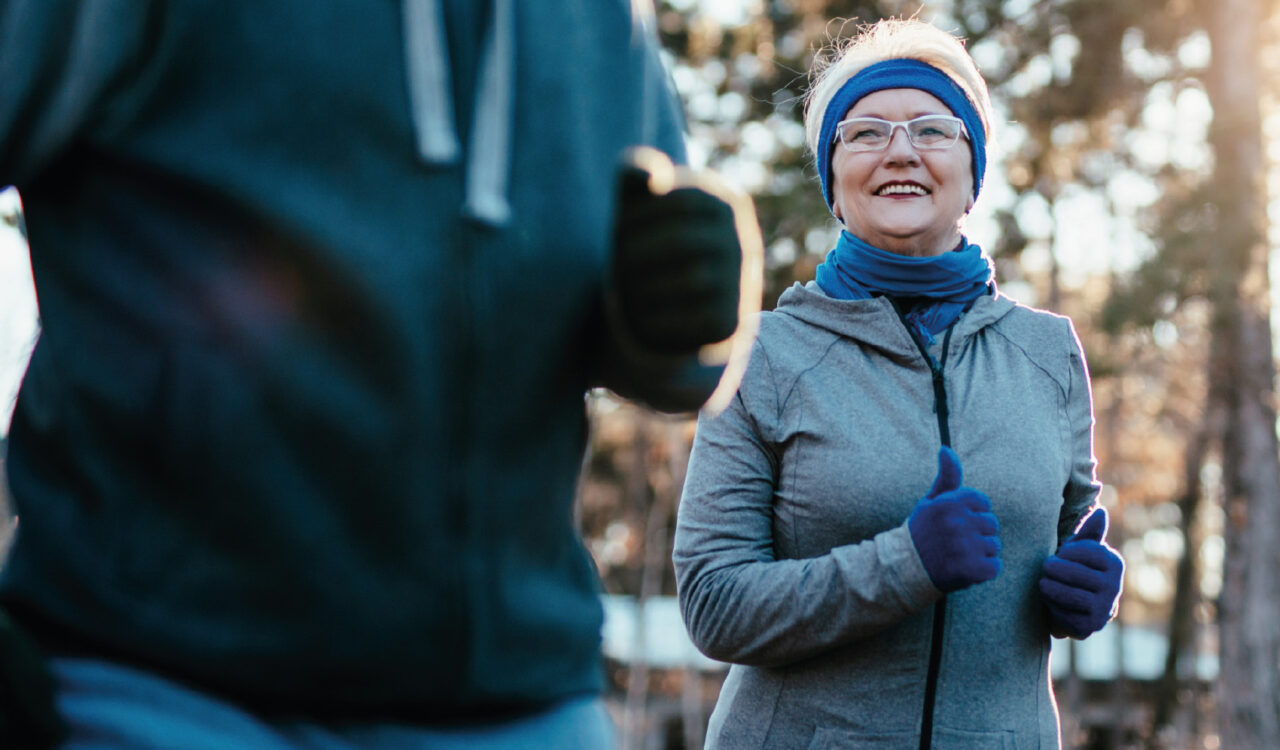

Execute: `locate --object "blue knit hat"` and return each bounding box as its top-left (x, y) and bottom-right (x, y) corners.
top-left (816, 58), bottom-right (986, 213)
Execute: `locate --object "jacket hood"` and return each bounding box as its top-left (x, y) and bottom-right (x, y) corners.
top-left (772, 280), bottom-right (1019, 357)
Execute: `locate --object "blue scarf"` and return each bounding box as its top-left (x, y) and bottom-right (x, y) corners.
top-left (815, 230), bottom-right (994, 341)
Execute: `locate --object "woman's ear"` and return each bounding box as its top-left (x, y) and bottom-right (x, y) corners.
top-left (965, 194), bottom-right (975, 214)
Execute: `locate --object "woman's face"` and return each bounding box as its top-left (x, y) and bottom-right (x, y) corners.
top-left (830, 88), bottom-right (974, 257)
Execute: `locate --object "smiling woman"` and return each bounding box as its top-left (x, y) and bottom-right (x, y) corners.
top-left (673, 18), bottom-right (1123, 750)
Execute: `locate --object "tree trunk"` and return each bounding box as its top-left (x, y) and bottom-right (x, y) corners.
top-left (1204, 0), bottom-right (1280, 745)
top-left (1059, 640), bottom-right (1084, 749)
top-left (1149, 405), bottom-right (1219, 745)
top-left (622, 415), bottom-right (656, 750)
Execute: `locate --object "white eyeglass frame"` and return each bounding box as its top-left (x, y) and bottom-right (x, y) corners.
top-left (833, 114), bottom-right (968, 152)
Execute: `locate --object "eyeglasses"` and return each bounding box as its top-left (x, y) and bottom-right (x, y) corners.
top-left (834, 115), bottom-right (967, 152)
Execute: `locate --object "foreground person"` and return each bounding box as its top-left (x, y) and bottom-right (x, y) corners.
top-left (0, 2), bottom-right (745, 747)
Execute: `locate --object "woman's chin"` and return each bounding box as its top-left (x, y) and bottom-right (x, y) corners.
top-left (864, 232), bottom-right (950, 257)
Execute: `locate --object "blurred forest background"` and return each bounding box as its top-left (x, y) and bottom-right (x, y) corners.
top-left (576, 1), bottom-right (1280, 749)
top-left (1, 0), bottom-right (1279, 748)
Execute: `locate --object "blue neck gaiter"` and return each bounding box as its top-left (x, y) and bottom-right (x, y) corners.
top-left (815, 230), bottom-right (994, 340)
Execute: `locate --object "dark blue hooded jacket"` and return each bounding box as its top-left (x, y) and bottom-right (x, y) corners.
top-left (0, 0), bottom-right (711, 719)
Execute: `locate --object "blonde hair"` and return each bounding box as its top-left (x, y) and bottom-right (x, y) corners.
top-left (804, 19), bottom-right (994, 157)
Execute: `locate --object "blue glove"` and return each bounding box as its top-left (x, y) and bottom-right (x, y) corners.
top-left (908, 447), bottom-right (1002, 593)
top-left (1039, 507), bottom-right (1125, 638)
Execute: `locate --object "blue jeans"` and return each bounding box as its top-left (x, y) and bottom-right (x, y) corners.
top-left (51, 658), bottom-right (615, 750)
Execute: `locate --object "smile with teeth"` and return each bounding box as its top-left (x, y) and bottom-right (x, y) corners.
top-left (875, 183), bottom-right (929, 196)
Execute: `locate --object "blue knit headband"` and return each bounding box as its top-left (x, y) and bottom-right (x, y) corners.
top-left (817, 58), bottom-right (986, 212)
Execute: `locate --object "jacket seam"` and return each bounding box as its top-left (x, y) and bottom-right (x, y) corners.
top-left (983, 321), bottom-right (1070, 400)
top-left (754, 336), bottom-right (809, 570)
top-left (774, 331), bottom-right (844, 418)
top-left (746, 340), bottom-right (783, 479)
top-left (758, 671), bottom-right (787, 749)
top-left (770, 330), bottom-right (847, 561)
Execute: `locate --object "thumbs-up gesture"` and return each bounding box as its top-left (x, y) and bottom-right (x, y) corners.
top-left (1039, 507), bottom-right (1125, 638)
top-left (907, 447), bottom-right (1002, 593)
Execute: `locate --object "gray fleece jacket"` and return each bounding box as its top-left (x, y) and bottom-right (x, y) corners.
top-left (674, 281), bottom-right (1101, 749)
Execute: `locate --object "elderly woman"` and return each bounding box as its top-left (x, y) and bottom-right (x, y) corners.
top-left (673, 19), bottom-right (1124, 750)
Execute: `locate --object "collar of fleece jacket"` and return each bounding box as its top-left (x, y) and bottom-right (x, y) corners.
top-left (775, 282), bottom-right (1017, 361)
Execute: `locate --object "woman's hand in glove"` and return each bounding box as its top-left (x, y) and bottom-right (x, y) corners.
top-left (1039, 507), bottom-right (1124, 639)
top-left (908, 446), bottom-right (1002, 593)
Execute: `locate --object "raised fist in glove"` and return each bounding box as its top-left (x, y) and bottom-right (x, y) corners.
top-left (609, 157), bottom-right (742, 355)
top-left (908, 446), bottom-right (1002, 593)
top-left (1039, 507), bottom-right (1124, 638)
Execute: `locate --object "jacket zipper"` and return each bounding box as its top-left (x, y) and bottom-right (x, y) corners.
top-left (891, 300), bottom-right (954, 750)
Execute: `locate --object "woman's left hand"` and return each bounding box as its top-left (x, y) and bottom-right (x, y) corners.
top-left (1038, 507), bottom-right (1124, 639)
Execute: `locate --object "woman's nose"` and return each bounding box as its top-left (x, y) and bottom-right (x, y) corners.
top-left (883, 126), bottom-right (920, 163)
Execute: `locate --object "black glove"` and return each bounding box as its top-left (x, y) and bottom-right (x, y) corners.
top-left (0, 609), bottom-right (65, 750)
top-left (609, 160), bottom-right (742, 355)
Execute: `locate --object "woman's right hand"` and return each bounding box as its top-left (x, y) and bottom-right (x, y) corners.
top-left (907, 446), bottom-right (1002, 592)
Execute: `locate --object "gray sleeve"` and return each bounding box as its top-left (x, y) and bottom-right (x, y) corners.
top-left (673, 342), bottom-right (940, 667)
top-left (1057, 318), bottom-right (1103, 542)
top-left (0, 0), bottom-right (152, 186)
